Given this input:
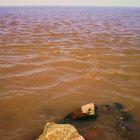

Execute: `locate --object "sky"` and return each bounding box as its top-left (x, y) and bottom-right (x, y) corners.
top-left (0, 0), bottom-right (140, 7)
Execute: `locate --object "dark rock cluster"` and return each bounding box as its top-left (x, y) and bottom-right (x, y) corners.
top-left (58, 103), bottom-right (137, 140)
top-left (37, 103), bottom-right (138, 140)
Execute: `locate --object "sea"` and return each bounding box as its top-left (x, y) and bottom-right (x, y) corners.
top-left (0, 6), bottom-right (140, 140)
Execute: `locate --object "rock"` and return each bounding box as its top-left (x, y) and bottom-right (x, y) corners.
top-left (112, 102), bottom-right (124, 110)
top-left (36, 102), bottom-right (138, 140)
top-left (64, 103), bottom-right (96, 120)
top-left (36, 122), bottom-right (85, 140)
top-left (81, 103), bottom-right (95, 115)
top-left (97, 103), bottom-right (135, 137)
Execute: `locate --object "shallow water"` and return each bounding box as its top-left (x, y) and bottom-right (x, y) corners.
top-left (0, 6), bottom-right (140, 140)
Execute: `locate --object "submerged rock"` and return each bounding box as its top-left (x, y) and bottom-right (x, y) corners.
top-left (97, 103), bottom-right (134, 137)
top-left (59, 103), bottom-right (137, 140)
top-left (36, 122), bottom-right (85, 140)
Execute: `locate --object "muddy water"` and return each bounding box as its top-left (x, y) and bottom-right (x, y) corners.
top-left (0, 7), bottom-right (140, 140)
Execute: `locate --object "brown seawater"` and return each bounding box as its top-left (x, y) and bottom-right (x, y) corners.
top-left (0, 6), bottom-right (140, 140)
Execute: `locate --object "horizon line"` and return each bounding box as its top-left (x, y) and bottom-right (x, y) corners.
top-left (0, 5), bottom-right (140, 8)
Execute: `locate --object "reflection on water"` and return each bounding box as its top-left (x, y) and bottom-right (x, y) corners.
top-left (0, 6), bottom-right (140, 140)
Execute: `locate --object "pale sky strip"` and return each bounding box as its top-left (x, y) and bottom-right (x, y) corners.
top-left (0, 0), bottom-right (140, 7)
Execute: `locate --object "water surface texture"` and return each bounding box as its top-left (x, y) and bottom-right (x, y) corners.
top-left (0, 7), bottom-right (140, 140)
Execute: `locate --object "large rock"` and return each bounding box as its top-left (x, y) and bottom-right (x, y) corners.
top-left (36, 122), bottom-right (85, 140)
